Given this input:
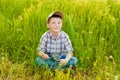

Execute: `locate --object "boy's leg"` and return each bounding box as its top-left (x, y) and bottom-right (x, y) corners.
top-left (35, 57), bottom-right (53, 68)
top-left (35, 57), bottom-right (59, 69)
top-left (35, 57), bottom-right (45, 66)
top-left (67, 57), bottom-right (78, 67)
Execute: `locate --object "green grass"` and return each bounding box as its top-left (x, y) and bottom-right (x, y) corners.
top-left (0, 0), bottom-right (120, 80)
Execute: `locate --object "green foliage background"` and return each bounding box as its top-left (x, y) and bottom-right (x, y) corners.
top-left (0, 0), bottom-right (120, 79)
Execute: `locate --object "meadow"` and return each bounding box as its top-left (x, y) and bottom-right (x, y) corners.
top-left (0, 0), bottom-right (120, 80)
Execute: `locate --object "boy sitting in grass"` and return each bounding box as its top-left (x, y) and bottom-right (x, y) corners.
top-left (35, 11), bottom-right (77, 69)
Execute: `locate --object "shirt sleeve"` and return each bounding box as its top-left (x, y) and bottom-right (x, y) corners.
top-left (64, 34), bottom-right (74, 53)
top-left (37, 36), bottom-right (46, 53)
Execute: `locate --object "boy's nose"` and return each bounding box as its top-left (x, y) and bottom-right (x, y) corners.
top-left (55, 24), bottom-right (59, 27)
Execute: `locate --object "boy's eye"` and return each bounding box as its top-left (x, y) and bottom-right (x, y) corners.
top-left (51, 22), bottom-right (55, 24)
top-left (58, 22), bottom-right (61, 24)
top-left (51, 22), bottom-right (61, 24)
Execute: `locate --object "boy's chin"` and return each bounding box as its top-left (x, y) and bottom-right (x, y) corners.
top-left (53, 30), bottom-right (61, 33)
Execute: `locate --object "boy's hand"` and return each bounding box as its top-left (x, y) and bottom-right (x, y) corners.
top-left (59, 52), bottom-right (73, 66)
top-left (59, 59), bottom-right (68, 66)
top-left (41, 54), bottom-right (49, 60)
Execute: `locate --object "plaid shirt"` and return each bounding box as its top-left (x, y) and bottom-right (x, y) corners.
top-left (37, 30), bottom-right (74, 61)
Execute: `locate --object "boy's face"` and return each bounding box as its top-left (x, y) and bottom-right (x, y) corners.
top-left (47, 17), bottom-right (62, 34)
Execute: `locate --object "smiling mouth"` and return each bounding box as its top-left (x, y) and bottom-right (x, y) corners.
top-left (54, 28), bottom-right (59, 29)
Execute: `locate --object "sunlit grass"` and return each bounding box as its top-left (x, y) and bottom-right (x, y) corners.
top-left (0, 0), bottom-right (120, 80)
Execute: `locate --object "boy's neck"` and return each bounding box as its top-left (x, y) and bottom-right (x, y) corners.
top-left (50, 31), bottom-right (60, 38)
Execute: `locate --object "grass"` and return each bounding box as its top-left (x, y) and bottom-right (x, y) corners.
top-left (0, 0), bottom-right (120, 80)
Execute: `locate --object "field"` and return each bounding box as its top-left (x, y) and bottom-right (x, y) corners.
top-left (0, 0), bottom-right (120, 80)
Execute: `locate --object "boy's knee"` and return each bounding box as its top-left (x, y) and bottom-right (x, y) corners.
top-left (70, 57), bottom-right (78, 65)
top-left (35, 57), bottom-right (43, 66)
top-left (73, 57), bottom-right (78, 64)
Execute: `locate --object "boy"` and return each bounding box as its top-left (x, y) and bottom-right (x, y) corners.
top-left (35, 11), bottom-right (77, 69)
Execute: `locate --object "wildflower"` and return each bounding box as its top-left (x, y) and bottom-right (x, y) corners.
top-left (115, 75), bottom-right (119, 80)
top-left (109, 55), bottom-right (113, 61)
top-left (18, 15), bottom-right (23, 21)
top-left (2, 57), bottom-right (4, 60)
top-left (101, 37), bottom-right (105, 41)
top-left (109, 55), bottom-right (113, 59)
top-left (87, 57), bottom-right (89, 59)
top-left (108, 55), bottom-right (115, 64)
top-left (89, 31), bottom-right (93, 34)
top-left (16, 28), bottom-right (22, 31)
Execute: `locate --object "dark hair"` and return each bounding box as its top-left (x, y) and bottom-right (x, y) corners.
top-left (47, 15), bottom-right (62, 23)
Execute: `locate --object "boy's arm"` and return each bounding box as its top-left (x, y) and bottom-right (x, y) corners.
top-left (65, 52), bottom-right (73, 62)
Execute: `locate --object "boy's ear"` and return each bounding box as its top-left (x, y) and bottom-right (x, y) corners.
top-left (46, 23), bottom-right (50, 28)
